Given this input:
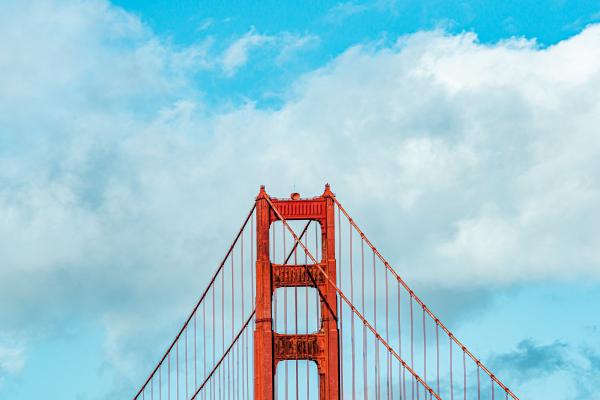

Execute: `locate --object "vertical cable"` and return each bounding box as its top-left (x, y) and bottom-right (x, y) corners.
top-left (247, 327), bottom-right (250, 400)
top-left (212, 285), bottom-right (215, 400)
top-left (283, 224), bottom-right (288, 399)
top-left (350, 224), bottom-right (356, 400)
top-left (450, 336), bottom-right (453, 400)
top-left (403, 366), bottom-right (407, 400)
top-left (273, 221), bottom-right (278, 400)
top-left (251, 213), bottom-right (255, 309)
top-left (373, 249), bottom-right (379, 400)
top-left (220, 270), bottom-right (225, 400)
top-left (294, 245), bottom-right (299, 400)
top-left (315, 223), bottom-right (320, 323)
top-left (185, 327), bottom-right (188, 400)
top-left (241, 230), bottom-right (246, 400)
top-left (410, 296), bottom-right (414, 400)
top-left (194, 311), bottom-right (197, 391)
top-left (203, 302), bottom-right (206, 382)
top-left (361, 239), bottom-right (367, 400)
top-left (436, 323), bottom-right (439, 395)
top-left (231, 254), bottom-right (235, 400)
top-left (304, 229), bottom-right (310, 400)
top-left (477, 363), bottom-right (480, 400)
top-left (168, 353), bottom-right (171, 400)
top-left (423, 308), bottom-right (426, 387)
top-left (463, 349), bottom-right (466, 400)
top-left (385, 271), bottom-right (390, 400)
top-left (176, 341), bottom-right (179, 400)
top-left (337, 205), bottom-right (343, 400)
top-left (397, 279), bottom-right (402, 400)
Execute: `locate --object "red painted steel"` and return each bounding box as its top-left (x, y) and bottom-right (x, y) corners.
top-left (254, 184), bottom-right (340, 400)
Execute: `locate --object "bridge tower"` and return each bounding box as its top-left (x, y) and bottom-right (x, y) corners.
top-left (254, 184), bottom-right (340, 399)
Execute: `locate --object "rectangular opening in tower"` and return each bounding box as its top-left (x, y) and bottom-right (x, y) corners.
top-left (273, 287), bottom-right (321, 334)
top-left (275, 360), bottom-right (319, 400)
top-left (270, 219), bottom-right (322, 264)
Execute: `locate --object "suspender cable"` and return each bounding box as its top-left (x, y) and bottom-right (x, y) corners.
top-left (463, 348), bottom-right (466, 400)
top-left (304, 229), bottom-right (310, 400)
top-left (450, 336), bottom-right (453, 400)
top-left (194, 311), bottom-right (197, 391)
top-left (295, 248), bottom-right (299, 400)
top-left (410, 296), bottom-right (414, 400)
top-left (176, 341), bottom-right (179, 400)
top-left (423, 307), bottom-right (427, 388)
top-left (231, 253), bottom-right (235, 400)
top-left (350, 224), bottom-right (356, 400)
top-left (398, 280), bottom-right (402, 400)
top-left (221, 270), bottom-right (225, 400)
top-left (373, 250), bottom-right (380, 400)
top-left (203, 302), bottom-right (206, 383)
top-left (477, 363), bottom-right (480, 400)
top-left (361, 239), bottom-right (368, 400)
top-left (385, 268), bottom-right (390, 399)
top-left (337, 206), bottom-right (343, 400)
top-left (241, 231), bottom-right (246, 400)
top-left (185, 327), bottom-right (188, 400)
top-left (315, 223), bottom-right (320, 323)
top-left (436, 323), bottom-right (439, 395)
top-left (283, 223), bottom-right (289, 399)
top-left (210, 287), bottom-right (217, 399)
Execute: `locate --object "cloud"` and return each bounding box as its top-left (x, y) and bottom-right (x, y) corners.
top-left (220, 28), bottom-right (318, 75)
top-left (2, 0), bottom-right (600, 395)
top-left (490, 340), bottom-right (600, 399)
top-left (220, 27), bottom-right (273, 75)
top-left (491, 339), bottom-right (568, 382)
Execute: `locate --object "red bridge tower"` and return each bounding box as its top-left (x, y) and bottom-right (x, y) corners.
top-left (254, 185), bottom-right (340, 399)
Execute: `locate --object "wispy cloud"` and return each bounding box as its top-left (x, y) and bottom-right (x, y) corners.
top-left (490, 340), bottom-right (600, 399)
top-left (491, 339), bottom-right (568, 382)
top-left (219, 28), bottom-right (319, 75)
top-left (220, 27), bottom-right (274, 75)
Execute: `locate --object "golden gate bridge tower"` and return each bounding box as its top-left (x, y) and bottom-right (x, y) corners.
top-left (134, 184), bottom-right (519, 400)
top-left (254, 185), bottom-right (339, 399)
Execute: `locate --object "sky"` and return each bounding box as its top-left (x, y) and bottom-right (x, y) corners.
top-left (1, 0), bottom-right (600, 399)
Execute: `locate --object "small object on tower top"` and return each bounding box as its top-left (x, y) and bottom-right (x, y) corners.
top-left (290, 192), bottom-right (301, 200)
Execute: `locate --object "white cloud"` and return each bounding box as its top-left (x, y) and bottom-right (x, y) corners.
top-left (219, 28), bottom-right (318, 75)
top-left (2, 0), bottom-right (600, 394)
top-left (220, 28), bottom-right (273, 75)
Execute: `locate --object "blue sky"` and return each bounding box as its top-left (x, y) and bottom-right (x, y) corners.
top-left (1, 0), bottom-right (600, 399)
